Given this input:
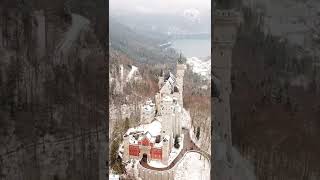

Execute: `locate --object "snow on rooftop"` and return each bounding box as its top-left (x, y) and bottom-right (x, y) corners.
top-left (174, 152), bottom-right (210, 180)
top-left (145, 132), bottom-right (152, 140)
top-left (126, 120), bottom-right (162, 138)
top-left (163, 96), bottom-right (173, 102)
top-left (164, 135), bottom-right (170, 141)
top-left (154, 140), bottom-right (163, 148)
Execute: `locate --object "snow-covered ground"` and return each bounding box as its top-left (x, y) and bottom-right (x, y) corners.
top-left (124, 159), bottom-right (140, 179)
top-left (109, 173), bottom-right (120, 180)
top-left (186, 57), bottom-right (211, 80)
top-left (174, 152), bottom-right (210, 180)
top-left (148, 160), bottom-right (168, 168)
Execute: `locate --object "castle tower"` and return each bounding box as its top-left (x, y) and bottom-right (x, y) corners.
top-left (213, 9), bottom-right (240, 165)
top-left (176, 55), bottom-right (186, 107)
top-left (173, 105), bottom-right (182, 137)
top-left (161, 136), bottom-right (170, 165)
top-left (160, 96), bottom-right (174, 136)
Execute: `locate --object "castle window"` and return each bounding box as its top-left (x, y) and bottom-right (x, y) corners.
top-left (220, 51), bottom-right (224, 56)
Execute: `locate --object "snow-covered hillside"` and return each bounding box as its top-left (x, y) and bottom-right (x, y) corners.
top-left (186, 57), bottom-right (211, 80)
top-left (109, 64), bottom-right (142, 94)
top-left (174, 152), bottom-right (210, 180)
top-left (126, 65), bottom-right (139, 82)
top-left (183, 8), bottom-right (201, 23)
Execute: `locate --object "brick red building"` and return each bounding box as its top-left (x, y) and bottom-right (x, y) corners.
top-left (129, 135), bottom-right (163, 161)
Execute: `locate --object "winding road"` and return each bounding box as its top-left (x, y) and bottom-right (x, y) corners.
top-left (139, 129), bottom-right (210, 171)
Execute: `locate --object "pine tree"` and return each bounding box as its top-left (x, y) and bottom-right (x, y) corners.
top-left (124, 117), bottom-right (130, 132)
top-left (174, 135), bottom-right (180, 149)
top-left (196, 127), bottom-right (200, 140)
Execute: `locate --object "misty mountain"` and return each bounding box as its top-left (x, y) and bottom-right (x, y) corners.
top-left (110, 9), bottom-right (210, 36)
top-left (109, 18), bottom-right (180, 64)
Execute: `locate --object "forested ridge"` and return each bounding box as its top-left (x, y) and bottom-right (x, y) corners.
top-left (231, 7), bottom-right (320, 179)
top-left (0, 0), bottom-right (107, 179)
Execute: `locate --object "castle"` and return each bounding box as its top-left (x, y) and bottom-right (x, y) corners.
top-left (122, 60), bottom-right (187, 166)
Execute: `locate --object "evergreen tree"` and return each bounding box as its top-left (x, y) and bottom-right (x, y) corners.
top-left (124, 117), bottom-right (130, 132)
top-left (110, 138), bottom-right (125, 174)
top-left (174, 135), bottom-right (180, 149)
top-left (196, 127), bottom-right (200, 140)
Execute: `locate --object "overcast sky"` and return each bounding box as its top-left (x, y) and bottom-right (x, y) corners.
top-left (110, 0), bottom-right (211, 15)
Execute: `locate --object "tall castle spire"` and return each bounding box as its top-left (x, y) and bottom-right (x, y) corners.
top-left (178, 52), bottom-right (183, 64)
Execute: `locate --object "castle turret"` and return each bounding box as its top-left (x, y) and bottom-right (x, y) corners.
top-left (213, 8), bottom-right (241, 166)
top-left (173, 105), bottom-right (182, 137)
top-left (176, 56), bottom-right (186, 108)
top-left (161, 136), bottom-right (170, 165)
top-left (160, 96), bottom-right (174, 136)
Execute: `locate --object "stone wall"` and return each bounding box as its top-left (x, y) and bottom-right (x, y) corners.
top-left (137, 151), bottom-right (209, 180)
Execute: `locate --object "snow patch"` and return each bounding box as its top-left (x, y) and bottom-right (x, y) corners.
top-left (126, 65), bottom-right (138, 82)
top-left (148, 160), bottom-right (167, 168)
top-left (187, 57), bottom-right (211, 80)
top-left (183, 8), bottom-right (201, 23)
top-left (109, 174), bottom-right (120, 180)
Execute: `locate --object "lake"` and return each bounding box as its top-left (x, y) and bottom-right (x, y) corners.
top-left (171, 38), bottom-right (211, 58)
